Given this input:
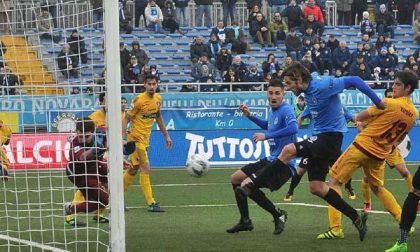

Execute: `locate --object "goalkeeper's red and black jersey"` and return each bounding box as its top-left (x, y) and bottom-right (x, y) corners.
top-left (67, 137), bottom-right (107, 176)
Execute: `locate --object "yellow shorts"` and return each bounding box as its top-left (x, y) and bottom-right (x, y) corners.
top-left (128, 143), bottom-right (149, 166)
top-left (0, 148), bottom-right (9, 169)
top-left (330, 144), bottom-right (385, 187)
top-left (385, 148), bottom-right (404, 168)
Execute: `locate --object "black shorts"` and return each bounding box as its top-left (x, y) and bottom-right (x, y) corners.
top-left (294, 132), bottom-right (343, 182)
top-left (413, 166), bottom-right (420, 190)
top-left (242, 158), bottom-right (292, 191)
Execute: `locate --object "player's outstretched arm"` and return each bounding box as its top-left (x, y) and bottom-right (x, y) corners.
top-left (240, 104), bottom-right (268, 129)
top-left (342, 76), bottom-right (384, 109)
top-left (264, 121), bottom-right (298, 139)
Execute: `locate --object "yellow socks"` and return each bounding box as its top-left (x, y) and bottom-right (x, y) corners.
top-left (140, 173), bottom-right (155, 206)
top-left (376, 187), bottom-right (402, 223)
top-left (328, 186), bottom-right (342, 231)
top-left (123, 171), bottom-right (135, 192)
top-left (361, 179), bottom-right (371, 204)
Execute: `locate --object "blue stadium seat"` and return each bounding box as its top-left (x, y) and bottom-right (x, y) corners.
top-left (160, 41), bottom-right (173, 46)
top-left (149, 49), bottom-right (161, 53)
top-left (194, 26), bottom-right (210, 31)
top-left (168, 33), bottom-right (182, 38)
top-left (172, 55), bottom-right (186, 60)
top-left (120, 34), bottom-right (134, 39)
top-left (136, 34), bottom-right (151, 39)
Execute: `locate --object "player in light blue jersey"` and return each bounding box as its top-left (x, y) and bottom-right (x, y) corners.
top-left (226, 79), bottom-right (298, 235)
top-left (284, 105), bottom-right (357, 202)
top-left (238, 62), bottom-right (385, 241)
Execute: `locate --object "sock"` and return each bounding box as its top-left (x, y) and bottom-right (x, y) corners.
top-left (398, 229), bottom-right (409, 244)
top-left (400, 192), bottom-right (420, 232)
top-left (344, 178), bottom-right (353, 190)
top-left (248, 188), bottom-right (280, 219)
top-left (123, 171), bottom-right (135, 193)
top-left (252, 159), bottom-right (286, 188)
top-left (232, 184), bottom-right (249, 221)
top-left (288, 173), bottom-right (303, 195)
top-left (323, 188), bottom-right (358, 222)
top-left (327, 186), bottom-right (343, 231)
top-left (68, 190), bottom-right (85, 219)
top-left (376, 187), bottom-right (402, 223)
top-left (404, 174), bottom-right (413, 190)
top-left (96, 207), bottom-right (106, 217)
top-left (140, 173), bottom-right (155, 206)
top-left (361, 179), bottom-right (371, 204)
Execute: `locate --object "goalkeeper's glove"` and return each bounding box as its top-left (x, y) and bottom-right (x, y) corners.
top-left (123, 141), bottom-right (136, 155)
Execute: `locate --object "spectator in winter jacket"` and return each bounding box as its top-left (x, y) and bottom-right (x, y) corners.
top-left (130, 40), bottom-right (149, 70)
top-left (134, 0), bottom-right (148, 28)
top-left (245, 0), bottom-right (262, 10)
top-left (370, 46), bottom-right (397, 79)
top-left (247, 4), bottom-right (262, 26)
top-left (360, 11), bottom-right (375, 37)
top-left (207, 33), bottom-right (222, 61)
top-left (301, 27), bottom-right (318, 46)
top-left (124, 56), bottom-right (141, 89)
top-left (250, 13), bottom-right (273, 47)
top-left (162, 0), bottom-right (186, 34)
top-left (301, 14), bottom-right (323, 37)
top-left (281, 0), bottom-right (302, 30)
top-left (285, 28), bottom-right (302, 60)
top-left (396, 0), bottom-right (416, 25)
top-left (354, 62), bottom-right (373, 80)
top-left (67, 30), bottom-right (87, 64)
top-left (326, 34), bottom-right (339, 52)
top-left (120, 42), bottom-right (130, 75)
top-left (174, 0), bottom-right (189, 26)
top-left (300, 51), bottom-right (318, 73)
top-left (57, 43), bottom-right (78, 78)
top-left (376, 4), bottom-right (395, 38)
top-left (230, 55), bottom-right (248, 81)
top-left (191, 54), bottom-right (217, 81)
top-left (351, 42), bottom-right (365, 63)
top-left (190, 35), bottom-right (211, 62)
top-left (262, 53), bottom-right (281, 76)
top-left (303, 0), bottom-right (324, 24)
top-left (0, 67), bottom-right (22, 96)
top-left (351, 0), bottom-right (368, 25)
top-left (145, 0), bottom-right (165, 33)
top-left (319, 40), bottom-right (332, 73)
top-left (374, 0), bottom-right (392, 15)
top-left (332, 41), bottom-right (352, 72)
top-left (195, 0), bottom-right (213, 27)
top-left (216, 48), bottom-right (233, 75)
top-left (244, 63), bottom-right (264, 88)
top-left (222, 0), bottom-right (238, 25)
top-left (119, 1), bottom-right (133, 34)
top-left (221, 66), bottom-right (244, 91)
top-left (270, 12), bottom-right (288, 47)
top-left (227, 22), bottom-right (248, 54)
top-left (211, 21), bottom-right (231, 48)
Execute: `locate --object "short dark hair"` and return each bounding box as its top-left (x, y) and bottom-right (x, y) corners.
top-left (280, 62), bottom-right (312, 84)
top-left (143, 74), bottom-right (159, 83)
top-left (297, 95), bottom-right (305, 101)
top-left (394, 70), bottom-right (419, 94)
top-left (268, 79), bottom-right (284, 89)
top-left (384, 87), bottom-right (393, 97)
top-left (76, 118), bottom-right (95, 133)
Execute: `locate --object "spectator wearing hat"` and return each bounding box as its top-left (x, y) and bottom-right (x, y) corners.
top-left (319, 40), bottom-right (332, 73)
top-left (376, 4), bottom-right (395, 38)
top-left (281, 0), bottom-right (303, 31)
top-left (285, 28), bottom-right (302, 60)
top-left (332, 41), bottom-right (352, 72)
top-left (216, 47), bottom-right (233, 76)
top-left (244, 63), bottom-right (263, 89)
top-left (68, 30), bottom-right (87, 64)
top-left (370, 46), bottom-right (397, 81)
top-left (374, 0), bottom-right (392, 15)
top-left (130, 40), bottom-right (149, 70)
top-left (145, 0), bottom-right (165, 33)
top-left (360, 11), bottom-right (375, 37)
top-left (119, 1), bottom-right (133, 34)
top-left (326, 34), bottom-right (339, 52)
top-left (124, 55), bottom-right (141, 92)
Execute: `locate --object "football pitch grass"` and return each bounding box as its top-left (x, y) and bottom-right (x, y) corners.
top-left (0, 165), bottom-right (419, 251)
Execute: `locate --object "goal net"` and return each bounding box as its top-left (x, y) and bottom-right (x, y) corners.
top-left (0, 0), bottom-right (123, 251)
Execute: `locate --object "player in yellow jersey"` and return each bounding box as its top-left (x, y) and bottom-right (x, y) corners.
top-left (317, 70), bottom-right (418, 241)
top-left (0, 120), bottom-right (12, 182)
top-left (360, 88), bottom-right (414, 213)
top-left (123, 74), bottom-right (172, 212)
top-left (65, 94), bottom-right (129, 226)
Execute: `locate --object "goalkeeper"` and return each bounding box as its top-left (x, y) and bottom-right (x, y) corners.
top-left (0, 120), bottom-right (12, 182)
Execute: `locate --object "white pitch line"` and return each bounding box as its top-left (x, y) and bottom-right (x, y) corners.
top-left (0, 234), bottom-right (69, 252)
top-left (125, 202), bottom-right (420, 216)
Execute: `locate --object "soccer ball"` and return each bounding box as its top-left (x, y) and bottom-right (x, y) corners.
top-left (397, 135), bottom-right (411, 158)
top-left (186, 154), bottom-right (210, 178)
